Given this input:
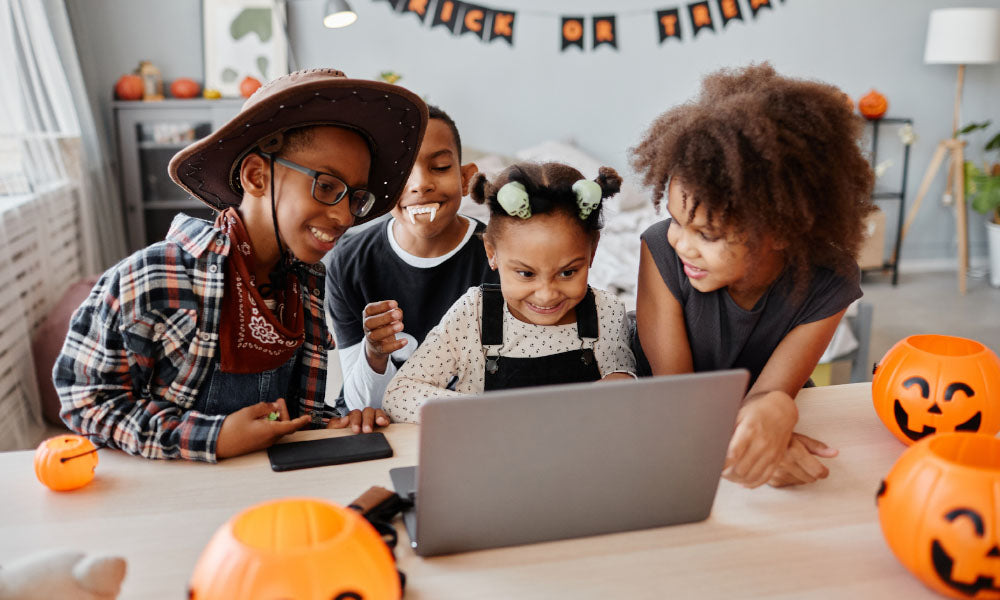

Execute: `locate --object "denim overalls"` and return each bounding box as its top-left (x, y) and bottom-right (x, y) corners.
top-left (193, 352), bottom-right (300, 417)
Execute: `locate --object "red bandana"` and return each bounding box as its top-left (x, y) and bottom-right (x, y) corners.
top-left (216, 208), bottom-right (304, 373)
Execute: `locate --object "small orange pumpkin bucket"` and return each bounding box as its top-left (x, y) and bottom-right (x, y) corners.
top-left (33, 434), bottom-right (99, 491)
top-left (188, 498), bottom-right (401, 600)
top-left (872, 335), bottom-right (1000, 445)
top-left (878, 432), bottom-right (1000, 598)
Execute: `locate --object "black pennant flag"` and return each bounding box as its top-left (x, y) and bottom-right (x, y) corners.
top-left (375, 0), bottom-right (406, 10)
top-left (459, 3), bottom-right (489, 39)
top-left (715, 0), bottom-right (743, 26)
top-left (402, 0), bottom-right (431, 22)
top-left (489, 10), bottom-right (515, 45)
top-left (592, 15), bottom-right (617, 50)
top-left (561, 16), bottom-right (585, 51)
top-left (431, 0), bottom-right (460, 32)
top-left (656, 8), bottom-right (681, 43)
top-left (688, 1), bottom-right (715, 36)
top-left (749, 0), bottom-right (774, 17)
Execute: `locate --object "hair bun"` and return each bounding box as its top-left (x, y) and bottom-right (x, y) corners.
top-left (469, 172), bottom-right (491, 204)
top-left (596, 166), bottom-right (622, 199)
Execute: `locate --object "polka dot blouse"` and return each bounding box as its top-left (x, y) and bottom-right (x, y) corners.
top-left (383, 286), bottom-right (636, 423)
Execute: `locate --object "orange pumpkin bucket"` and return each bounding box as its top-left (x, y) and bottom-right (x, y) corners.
top-left (33, 434), bottom-right (99, 491)
top-left (878, 432), bottom-right (1000, 599)
top-left (872, 335), bottom-right (1000, 445)
top-left (188, 498), bottom-right (401, 600)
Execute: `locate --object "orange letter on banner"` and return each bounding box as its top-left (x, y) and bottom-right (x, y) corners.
top-left (721, 0), bottom-right (738, 18)
top-left (465, 9), bottom-right (483, 31)
top-left (660, 14), bottom-right (678, 37)
top-left (440, 1), bottom-right (453, 22)
top-left (407, 0), bottom-right (428, 15)
top-left (493, 13), bottom-right (513, 36)
top-left (750, 0), bottom-right (770, 8)
top-left (692, 5), bottom-right (711, 26)
top-left (563, 19), bottom-right (582, 41)
top-left (595, 20), bottom-right (613, 42)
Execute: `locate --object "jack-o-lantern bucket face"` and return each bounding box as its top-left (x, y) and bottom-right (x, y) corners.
top-left (873, 335), bottom-right (1000, 445)
top-left (188, 498), bottom-right (401, 600)
top-left (33, 434), bottom-right (98, 491)
top-left (878, 433), bottom-right (1000, 599)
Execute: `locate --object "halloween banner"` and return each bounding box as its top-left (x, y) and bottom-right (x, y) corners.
top-left (370, 0), bottom-right (787, 50)
top-left (402, 0), bottom-right (431, 22)
top-left (687, 1), bottom-right (715, 36)
top-left (748, 0), bottom-right (774, 18)
top-left (716, 0), bottom-right (743, 26)
top-left (657, 8), bottom-right (681, 43)
top-left (561, 16), bottom-right (585, 51)
top-left (430, 0), bottom-right (458, 31)
top-left (592, 15), bottom-right (618, 50)
top-left (458, 3), bottom-right (490, 40)
top-left (489, 9), bottom-right (515, 44)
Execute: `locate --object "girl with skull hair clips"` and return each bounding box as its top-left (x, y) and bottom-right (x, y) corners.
top-left (630, 63), bottom-right (876, 489)
top-left (382, 162), bottom-right (637, 423)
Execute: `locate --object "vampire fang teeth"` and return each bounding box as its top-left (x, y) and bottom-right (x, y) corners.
top-left (405, 203), bottom-right (441, 224)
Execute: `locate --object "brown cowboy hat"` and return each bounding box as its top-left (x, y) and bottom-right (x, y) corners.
top-left (168, 68), bottom-right (427, 224)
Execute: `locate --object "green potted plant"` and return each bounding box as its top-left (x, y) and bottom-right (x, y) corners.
top-left (960, 121), bottom-right (1000, 287)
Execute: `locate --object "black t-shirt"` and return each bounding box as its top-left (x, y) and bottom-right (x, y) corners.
top-left (324, 217), bottom-right (498, 367)
top-left (632, 219), bottom-right (862, 386)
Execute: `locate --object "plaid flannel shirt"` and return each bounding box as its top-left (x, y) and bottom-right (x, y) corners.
top-left (54, 214), bottom-right (342, 462)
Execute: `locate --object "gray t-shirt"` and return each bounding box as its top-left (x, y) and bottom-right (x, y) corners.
top-left (632, 219), bottom-right (862, 386)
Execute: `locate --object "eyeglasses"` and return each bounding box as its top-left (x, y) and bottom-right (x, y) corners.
top-left (261, 152), bottom-right (376, 218)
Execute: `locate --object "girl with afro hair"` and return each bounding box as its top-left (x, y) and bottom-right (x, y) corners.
top-left (631, 63), bottom-right (875, 489)
top-left (383, 162), bottom-right (636, 423)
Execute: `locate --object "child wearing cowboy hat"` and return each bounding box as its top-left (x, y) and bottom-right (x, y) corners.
top-left (54, 68), bottom-right (427, 461)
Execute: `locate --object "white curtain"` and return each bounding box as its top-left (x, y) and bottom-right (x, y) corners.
top-left (0, 0), bottom-right (127, 449)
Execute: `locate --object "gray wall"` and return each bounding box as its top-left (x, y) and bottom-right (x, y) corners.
top-left (68, 0), bottom-right (1000, 265)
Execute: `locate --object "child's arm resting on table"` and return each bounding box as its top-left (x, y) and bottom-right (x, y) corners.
top-left (597, 289), bottom-right (637, 382)
top-left (54, 292), bottom-right (309, 462)
top-left (382, 290), bottom-right (478, 423)
top-left (724, 308), bottom-right (847, 488)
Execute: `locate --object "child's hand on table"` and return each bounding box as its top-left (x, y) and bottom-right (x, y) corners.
top-left (362, 300), bottom-right (407, 373)
top-left (722, 391), bottom-right (797, 488)
top-left (329, 407), bottom-right (390, 434)
top-left (766, 432), bottom-right (839, 487)
top-left (216, 398), bottom-right (310, 459)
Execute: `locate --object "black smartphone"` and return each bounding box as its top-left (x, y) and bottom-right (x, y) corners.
top-left (267, 433), bottom-right (393, 472)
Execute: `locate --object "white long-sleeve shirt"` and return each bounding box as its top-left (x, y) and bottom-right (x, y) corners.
top-left (383, 286), bottom-right (636, 423)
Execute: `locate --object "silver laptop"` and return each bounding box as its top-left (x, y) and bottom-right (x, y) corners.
top-left (389, 370), bottom-right (749, 556)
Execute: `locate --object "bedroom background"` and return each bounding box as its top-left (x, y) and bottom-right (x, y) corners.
top-left (3, 0), bottom-right (998, 449)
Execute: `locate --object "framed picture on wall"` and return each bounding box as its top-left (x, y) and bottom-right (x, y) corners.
top-left (203, 0), bottom-right (288, 97)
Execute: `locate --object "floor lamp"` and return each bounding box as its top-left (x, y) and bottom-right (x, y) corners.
top-left (899, 8), bottom-right (1000, 295)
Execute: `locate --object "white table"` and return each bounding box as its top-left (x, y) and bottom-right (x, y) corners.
top-left (0, 383), bottom-right (938, 599)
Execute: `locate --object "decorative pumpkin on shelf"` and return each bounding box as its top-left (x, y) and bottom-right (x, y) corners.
top-left (872, 334), bottom-right (1000, 446)
top-left (859, 89), bottom-right (889, 120)
top-left (33, 434), bottom-right (99, 491)
top-left (239, 76), bottom-right (262, 98)
top-left (188, 498), bottom-right (400, 600)
top-left (114, 74), bottom-right (143, 101)
top-left (878, 432), bottom-right (1000, 599)
top-left (169, 78), bottom-right (200, 99)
